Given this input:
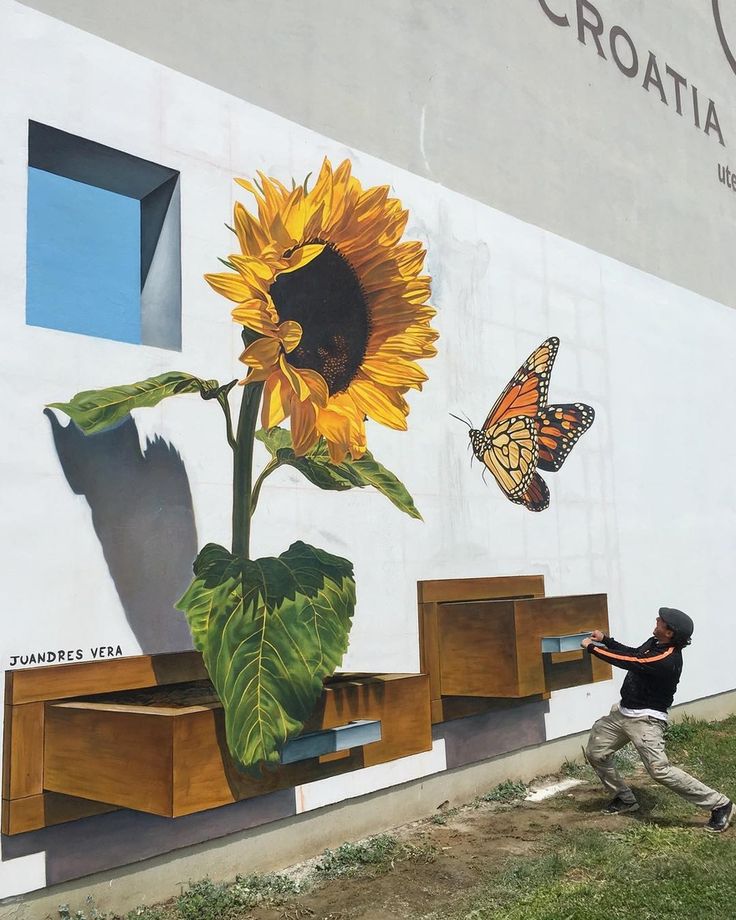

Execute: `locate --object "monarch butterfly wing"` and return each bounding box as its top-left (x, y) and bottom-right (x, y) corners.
top-left (536, 403), bottom-right (595, 472)
top-left (481, 415), bottom-right (539, 500)
top-left (510, 473), bottom-right (550, 512)
top-left (484, 337), bottom-right (559, 429)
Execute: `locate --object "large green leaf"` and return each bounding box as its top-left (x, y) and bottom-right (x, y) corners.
top-left (256, 427), bottom-right (422, 519)
top-left (176, 541), bottom-right (355, 770)
top-left (48, 371), bottom-right (220, 435)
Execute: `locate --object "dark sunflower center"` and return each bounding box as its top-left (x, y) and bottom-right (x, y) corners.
top-left (270, 244), bottom-right (370, 394)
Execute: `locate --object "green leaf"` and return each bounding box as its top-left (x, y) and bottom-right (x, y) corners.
top-left (48, 372), bottom-right (220, 435)
top-left (176, 541), bottom-right (355, 771)
top-left (256, 427), bottom-right (422, 519)
top-left (344, 452), bottom-right (423, 520)
top-left (256, 428), bottom-right (356, 491)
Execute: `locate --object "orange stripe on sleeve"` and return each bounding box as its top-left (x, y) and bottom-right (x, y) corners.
top-left (593, 645), bottom-right (675, 664)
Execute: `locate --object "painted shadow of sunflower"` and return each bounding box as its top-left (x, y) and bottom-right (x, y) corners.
top-left (205, 158), bottom-right (438, 463)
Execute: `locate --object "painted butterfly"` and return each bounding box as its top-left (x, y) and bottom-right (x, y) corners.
top-left (466, 337), bottom-right (595, 512)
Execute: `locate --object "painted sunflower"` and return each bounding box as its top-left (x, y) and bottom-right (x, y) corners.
top-left (205, 158), bottom-right (438, 463)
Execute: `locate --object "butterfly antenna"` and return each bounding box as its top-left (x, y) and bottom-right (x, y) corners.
top-left (449, 412), bottom-right (471, 429)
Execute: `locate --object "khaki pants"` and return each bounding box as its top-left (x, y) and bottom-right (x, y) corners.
top-left (585, 706), bottom-right (728, 810)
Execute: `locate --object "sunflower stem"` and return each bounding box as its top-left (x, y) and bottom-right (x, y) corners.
top-left (232, 381), bottom-right (264, 559)
top-left (217, 386), bottom-right (238, 451)
top-left (250, 458), bottom-right (281, 518)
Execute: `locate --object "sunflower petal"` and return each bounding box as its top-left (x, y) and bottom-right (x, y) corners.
top-left (279, 355), bottom-right (311, 401)
top-left (349, 377), bottom-right (409, 430)
top-left (230, 297), bottom-right (279, 335)
top-left (316, 395), bottom-right (366, 462)
top-left (205, 272), bottom-right (252, 303)
top-left (230, 254), bottom-right (273, 281)
top-left (228, 255), bottom-right (274, 297)
top-left (280, 188), bottom-right (307, 242)
top-left (231, 306), bottom-right (278, 336)
top-left (278, 244), bottom-right (325, 276)
top-left (361, 356), bottom-right (428, 390)
top-left (297, 368), bottom-right (329, 408)
top-left (290, 397), bottom-right (318, 456)
top-left (240, 336), bottom-right (281, 371)
top-left (239, 365), bottom-right (272, 385)
top-left (234, 177), bottom-right (262, 199)
top-left (233, 201), bottom-right (268, 256)
top-left (261, 372), bottom-right (289, 428)
top-left (277, 320), bottom-right (303, 354)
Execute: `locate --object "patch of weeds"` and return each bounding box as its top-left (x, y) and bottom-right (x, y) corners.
top-left (665, 716), bottom-right (699, 745)
top-left (58, 898), bottom-right (110, 920)
top-left (176, 871), bottom-right (301, 918)
top-left (478, 779), bottom-right (528, 804)
top-left (612, 743), bottom-right (640, 774)
top-left (430, 806), bottom-right (460, 825)
top-left (315, 835), bottom-right (404, 878)
top-left (560, 757), bottom-right (590, 778)
top-left (126, 908), bottom-right (168, 920)
top-left (176, 879), bottom-right (238, 920)
top-left (314, 834), bottom-right (434, 879)
top-left (232, 871), bottom-right (301, 906)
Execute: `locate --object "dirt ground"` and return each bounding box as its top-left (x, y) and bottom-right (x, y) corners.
top-left (242, 773), bottom-right (660, 920)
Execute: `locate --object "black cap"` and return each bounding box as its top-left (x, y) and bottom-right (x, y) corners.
top-left (659, 607), bottom-right (694, 641)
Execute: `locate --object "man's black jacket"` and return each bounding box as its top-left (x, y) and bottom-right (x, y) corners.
top-left (585, 635), bottom-right (683, 712)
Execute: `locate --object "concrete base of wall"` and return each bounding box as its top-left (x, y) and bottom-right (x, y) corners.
top-left (3, 687), bottom-right (735, 919)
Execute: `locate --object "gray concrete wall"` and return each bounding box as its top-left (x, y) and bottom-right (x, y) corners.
top-left (3, 687), bottom-right (735, 920)
top-left (17, 0), bottom-right (736, 308)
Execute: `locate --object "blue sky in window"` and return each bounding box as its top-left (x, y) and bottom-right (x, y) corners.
top-left (26, 167), bottom-right (141, 344)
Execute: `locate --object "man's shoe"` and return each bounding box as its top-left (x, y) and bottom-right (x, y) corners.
top-left (601, 796), bottom-right (640, 815)
top-left (705, 800), bottom-right (733, 833)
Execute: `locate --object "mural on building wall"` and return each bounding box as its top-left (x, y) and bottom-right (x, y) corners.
top-left (49, 157), bottom-right (438, 771)
top-left (462, 337), bottom-right (594, 511)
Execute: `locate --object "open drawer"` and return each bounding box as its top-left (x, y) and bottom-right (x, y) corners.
top-left (3, 654), bottom-right (431, 830)
top-left (42, 673), bottom-right (430, 817)
top-left (437, 593), bottom-right (612, 698)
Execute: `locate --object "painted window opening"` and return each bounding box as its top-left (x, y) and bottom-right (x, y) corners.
top-left (25, 121), bottom-right (181, 350)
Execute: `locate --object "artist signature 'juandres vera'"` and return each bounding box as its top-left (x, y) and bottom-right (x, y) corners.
top-left (7, 645), bottom-right (124, 667)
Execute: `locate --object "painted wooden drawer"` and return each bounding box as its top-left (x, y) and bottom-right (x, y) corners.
top-left (437, 594), bottom-right (612, 698)
top-left (42, 672), bottom-right (431, 818)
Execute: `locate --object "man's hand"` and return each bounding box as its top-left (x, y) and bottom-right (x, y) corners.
top-left (581, 630), bottom-right (605, 649)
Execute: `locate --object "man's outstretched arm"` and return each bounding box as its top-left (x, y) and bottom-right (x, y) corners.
top-left (582, 636), bottom-right (677, 674)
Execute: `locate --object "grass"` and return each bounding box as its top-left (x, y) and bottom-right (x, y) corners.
top-left (430, 714), bottom-right (736, 920)
top-left (430, 823), bottom-right (736, 920)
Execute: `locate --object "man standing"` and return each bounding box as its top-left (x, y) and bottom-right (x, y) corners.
top-left (581, 607), bottom-right (732, 832)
